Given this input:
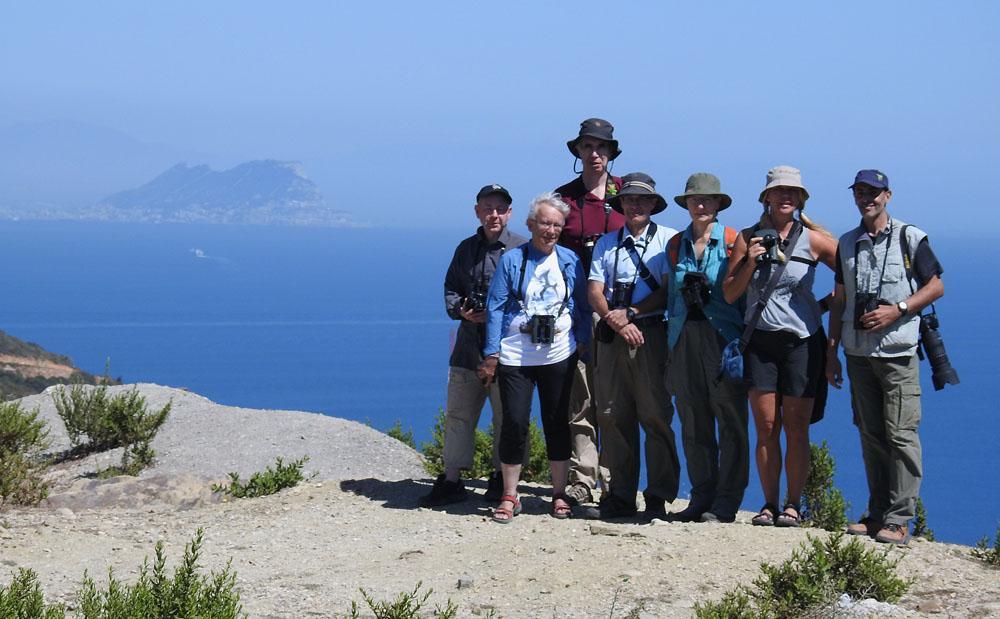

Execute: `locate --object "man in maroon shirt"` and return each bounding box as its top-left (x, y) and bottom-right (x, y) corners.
top-left (555, 118), bottom-right (625, 506)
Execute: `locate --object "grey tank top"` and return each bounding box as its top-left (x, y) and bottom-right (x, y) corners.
top-left (746, 226), bottom-right (821, 338)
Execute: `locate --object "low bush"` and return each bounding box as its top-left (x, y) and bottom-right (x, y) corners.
top-left (912, 497), bottom-right (935, 541)
top-left (972, 524), bottom-right (1000, 567)
top-left (801, 441), bottom-right (849, 532)
top-left (0, 529), bottom-right (243, 618)
top-left (0, 568), bottom-right (65, 618)
top-left (52, 384), bottom-right (170, 476)
top-left (421, 408), bottom-right (548, 482)
top-left (212, 456), bottom-right (310, 499)
top-left (349, 581), bottom-right (458, 619)
top-left (385, 421), bottom-right (416, 449)
top-left (0, 400), bottom-right (51, 507)
top-left (694, 533), bottom-right (912, 618)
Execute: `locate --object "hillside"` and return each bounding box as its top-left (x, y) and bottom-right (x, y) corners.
top-left (0, 330), bottom-right (103, 398)
top-left (2, 384), bottom-right (998, 618)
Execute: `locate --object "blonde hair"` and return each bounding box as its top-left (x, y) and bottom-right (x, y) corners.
top-left (760, 188), bottom-right (833, 239)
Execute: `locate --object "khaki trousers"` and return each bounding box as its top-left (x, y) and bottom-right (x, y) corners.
top-left (442, 366), bottom-right (527, 471)
top-left (566, 314), bottom-right (608, 490)
top-left (593, 320), bottom-right (680, 504)
top-left (846, 354), bottom-right (923, 526)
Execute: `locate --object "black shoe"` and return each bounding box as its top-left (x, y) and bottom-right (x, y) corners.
top-left (418, 474), bottom-right (467, 507)
top-left (483, 471), bottom-right (503, 503)
top-left (639, 494), bottom-right (668, 523)
top-left (666, 505), bottom-right (707, 523)
top-left (699, 511), bottom-right (736, 524)
top-left (581, 495), bottom-right (638, 521)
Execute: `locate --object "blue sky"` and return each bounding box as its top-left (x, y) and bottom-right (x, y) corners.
top-left (2, 1), bottom-right (997, 233)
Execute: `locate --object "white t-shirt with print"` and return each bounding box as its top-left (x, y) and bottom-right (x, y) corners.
top-left (500, 250), bottom-right (576, 367)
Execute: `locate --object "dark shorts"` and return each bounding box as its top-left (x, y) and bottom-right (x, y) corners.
top-left (746, 328), bottom-right (824, 398)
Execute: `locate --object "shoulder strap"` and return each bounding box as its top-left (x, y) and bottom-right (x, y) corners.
top-left (736, 222), bottom-right (804, 351)
top-left (724, 226), bottom-right (739, 257)
top-left (667, 233), bottom-right (681, 266)
top-left (898, 224), bottom-right (915, 294)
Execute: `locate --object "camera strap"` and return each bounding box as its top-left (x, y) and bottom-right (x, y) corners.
top-left (515, 246), bottom-right (570, 320)
top-left (736, 221), bottom-right (803, 351)
top-left (854, 219), bottom-right (893, 301)
top-left (615, 223), bottom-right (660, 292)
top-left (897, 224), bottom-right (939, 318)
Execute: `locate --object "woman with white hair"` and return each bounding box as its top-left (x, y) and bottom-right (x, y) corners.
top-left (723, 166), bottom-right (837, 528)
top-left (478, 192), bottom-right (592, 523)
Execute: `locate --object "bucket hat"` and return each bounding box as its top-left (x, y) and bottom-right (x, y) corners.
top-left (476, 183), bottom-right (513, 205)
top-left (566, 117), bottom-right (622, 160)
top-left (673, 172), bottom-right (733, 211)
top-left (758, 165), bottom-right (810, 204)
top-left (609, 172), bottom-right (667, 215)
top-left (849, 169), bottom-right (890, 190)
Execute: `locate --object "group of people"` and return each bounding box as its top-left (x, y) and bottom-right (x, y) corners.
top-left (425, 118), bottom-right (945, 546)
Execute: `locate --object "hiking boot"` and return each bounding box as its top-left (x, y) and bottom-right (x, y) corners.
top-left (665, 505), bottom-right (707, 523)
top-left (846, 517), bottom-right (881, 538)
top-left (418, 474), bottom-right (467, 508)
top-left (875, 523), bottom-right (911, 546)
top-left (564, 482), bottom-right (594, 506)
top-left (700, 511), bottom-right (736, 524)
top-left (580, 494), bottom-right (637, 521)
top-left (483, 471), bottom-right (503, 503)
top-left (638, 494), bottom-right (668, 523)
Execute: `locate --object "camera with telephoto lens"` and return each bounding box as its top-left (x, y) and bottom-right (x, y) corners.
top-left (610, 281), bottom-right (635, 309)
top-left (918, 312), bottom-right (960, 391)
top-left (463, 288), bottom-right (487, 312)
top-left (853, 293), bottom-right (890, 330)
top-left (680, 272), bottom-right (712, 312)
top-left (520, 314), bottom-right (556, 344)
top-left (755, 229), bottom-right (780, 264)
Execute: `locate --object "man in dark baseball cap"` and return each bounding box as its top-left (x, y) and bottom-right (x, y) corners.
top-left (422, 184), bottom-right (528, 507)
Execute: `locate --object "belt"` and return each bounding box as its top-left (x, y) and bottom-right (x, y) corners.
top-left (632, 315), bottom-right (665, 328)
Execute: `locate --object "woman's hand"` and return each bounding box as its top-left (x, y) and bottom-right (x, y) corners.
top-left (825, 349), bottom-right (843, 389)
top-left (745, 237), bottom-right (767, 264)
top-left (477, 355), bottom-right (499, 386)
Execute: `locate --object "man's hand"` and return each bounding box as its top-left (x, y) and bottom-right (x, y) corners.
top-left (459, 305), bottom-right (487, 324)
top-left (859, 304), bottom-right (902, 332)
top-left (617, 323), bottom-right (644, 348)
top-left (825, 349), bottom-right (843, 389)
top-left (477, 355), bottom-right (499, 386)
top-left (604, 308), bottom-right (630, 330)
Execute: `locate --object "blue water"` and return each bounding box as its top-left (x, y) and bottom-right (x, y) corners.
top-left (1, 221), bottom-right (995, 545)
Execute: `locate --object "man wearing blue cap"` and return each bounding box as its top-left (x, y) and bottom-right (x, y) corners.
top-left (825, 170), bottom-right (945, 545)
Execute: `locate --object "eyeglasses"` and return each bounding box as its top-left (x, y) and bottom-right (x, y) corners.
top-left (533, 219), bottom-right (564, 231)
top-left (478, 204), bottom-right (510, 214)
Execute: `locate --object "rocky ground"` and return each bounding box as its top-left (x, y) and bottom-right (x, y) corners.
top-left (1, 384), bottom-right (998, 618)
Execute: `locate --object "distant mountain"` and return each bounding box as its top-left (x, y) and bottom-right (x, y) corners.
top-left (0, 330), bottom-right (106, 399)
top-left (0, 119), bottom-right (205, 214)
top-left (88, 160), bottom-right (356, 227)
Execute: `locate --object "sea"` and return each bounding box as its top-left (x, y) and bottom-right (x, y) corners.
top-left (1, 221), bottom-right (995, 546)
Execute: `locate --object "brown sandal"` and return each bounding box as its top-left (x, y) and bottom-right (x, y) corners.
top-left (775, 503), bottom-right (801, 528)
top-left (492, 494), bottom-right (522, 524)
top-left (551, 493), bottom-right (572, 519)
top-left (752, 503), bottom-right (778, 526)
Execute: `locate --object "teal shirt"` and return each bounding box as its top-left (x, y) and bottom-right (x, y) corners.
top-left (666, 222), bottom-right (745, 349)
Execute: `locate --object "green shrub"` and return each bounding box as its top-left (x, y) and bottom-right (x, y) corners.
top-left (349, 581), bottom-right (457, 619)
top-left (912, 498), bottom-right (935, 541)
top-left (421, 408), bottom-right (549, 482)
top-left (77, 528), bottom-right (243, 618)
top-left (212, 456), bottom-right (310, 499)
top-left (0, 400), bottom-right (51, 507)
top-left (972, 524), bottom-right (1000, 567)
top-left (694, 533), bottom-right (912, 618)
top-left (801, 441), bottom-right (849, 531)
top-left (52, 384), bottom-right (170, 476)
top-left (386, 421), bottom-right (416, 449)
top-left (0, 568), bottom-right (66, 618)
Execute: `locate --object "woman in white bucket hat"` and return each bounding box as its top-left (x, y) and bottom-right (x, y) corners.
top-left (722, 165), bottom-right (837, 528)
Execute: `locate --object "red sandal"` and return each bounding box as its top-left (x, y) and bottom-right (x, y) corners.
top-left (492, 494), bottom-right (522, 524)
top-left (551, 493), bottom-right (572, 519)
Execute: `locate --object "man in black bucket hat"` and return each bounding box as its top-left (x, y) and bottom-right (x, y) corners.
top-left (583, 172), bottom-right (680, 521)
top-left (553, 118), bottom-right (627, 506)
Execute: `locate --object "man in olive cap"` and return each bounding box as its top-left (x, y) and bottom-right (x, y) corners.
top-left (421, 184), bottom-right (528, 507)
top-left (585, 172), bottom-right (680, 521)
top-left (826, 170), bottom-right (946, 545)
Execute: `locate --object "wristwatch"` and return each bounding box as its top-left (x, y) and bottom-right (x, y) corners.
top-left (626, 308), bottom-right (637, 322)
top-left (896, 301), bottom-right (908, 316)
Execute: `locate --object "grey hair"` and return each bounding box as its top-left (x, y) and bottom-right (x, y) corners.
top-left (527, 191), bottom-right (570, 221)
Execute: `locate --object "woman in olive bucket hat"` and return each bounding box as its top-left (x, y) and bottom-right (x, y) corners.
top-left (661, 173), bottom-right (750, 523)
top-left (553, 118), bottom-right (627, 507)
top-left (722, 166), bottom-right (837, 528)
